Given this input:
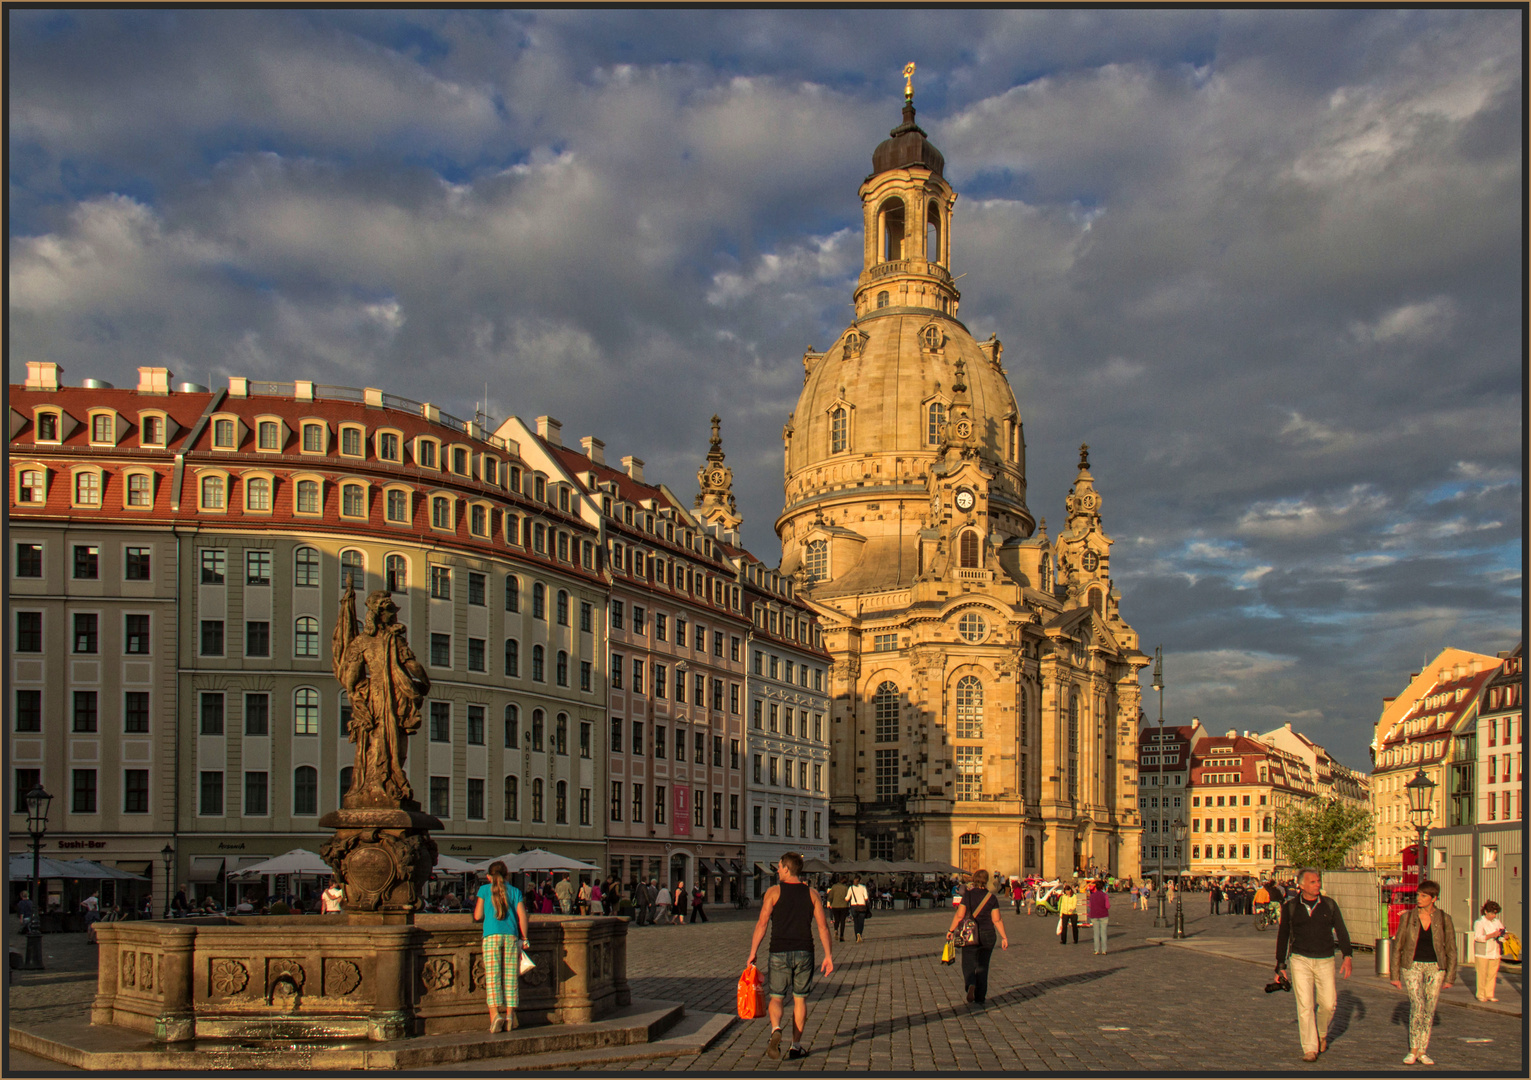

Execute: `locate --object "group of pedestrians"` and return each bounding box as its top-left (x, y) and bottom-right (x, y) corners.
top-left (824, 875), bottom-right (871, 942)
top-left (626, 878), bottom-right (710, 925)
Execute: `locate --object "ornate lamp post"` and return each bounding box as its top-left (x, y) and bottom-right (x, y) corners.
top-left (160, 843), bottom-right (175, 918)
top-left (22, 783), bottom-right (53, 969)
top-left (1151, 647), bottom-right (1168, 929)
top-left (1404, 768), bottom-right (1437, 883)
top-left (1172, 816), bottom-right (1188, 938)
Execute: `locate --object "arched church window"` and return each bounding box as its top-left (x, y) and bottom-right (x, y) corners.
top-left (955, 676), bottom-right (984, 739)
top-left (1088, 587), bottom-right (1103, 615)
top-left (927, 402), bottom-right (946, 444)
top-left (876, 291), bottom-right (890, 309)
top-left (830, 408), bottom-right (848, 454)
top-left (1020, 686), bottom-right (1029, 746)
top-left (1039, 554), bottom-right (1052, 592)
top-left (880, 197), bottom-right (905, 261)
top-left (960, 531), bottom-right (980, 568)
top-left (1067, 693), bottom-right (1080, 799)
top-left (927, 201), bottom-right (943, 264)
top-left (1024, 835), bottom-right (1036, 869)
top-left (921, 325), bottom-right (941, 351)
top-left (804, 540), bottom-right (828, 583)
top-left (873, 681), bottom-right (899, 742)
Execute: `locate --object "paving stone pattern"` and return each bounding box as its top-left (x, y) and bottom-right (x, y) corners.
top-left (617, 901), bottom-right (1525, 1073)
top-left (8, 904), bottom-right (1525, 1072)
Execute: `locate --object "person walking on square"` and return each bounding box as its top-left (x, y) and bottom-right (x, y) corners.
top-left (845, 876), bottom-right (870, 942)
top-left (672, 880), bottom-right (689, 925)
top-left (474, 860), bottom-right (530, 1033)
top-left (1058, 885), bottom-right (1078, 944)
top-left (576, 878), bottom-right (590, 916)
top-left (692, 883), bottom-right (709, 923)
top-left (946, 868), bottom-right (1009, 1004)
top-left (1276, 868), bottom-right (1354, 1063)
top-left (1087, 880), bottom-right (1111, 954)
top-left (1209, 883), bottom-right (1222, 915)
top-left (1471, 900), bottom-right (1505, 1002)
top-left (828, 876), bottom-right (851, 941)
top-left (746, 852), bottom-right (834, 1061)
top-left (1390, 879), bottom-right (1456, 1065)
top-left (555, 874), bottom-right (574, 915)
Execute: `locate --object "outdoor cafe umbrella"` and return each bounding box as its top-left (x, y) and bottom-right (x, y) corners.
top-left (8, 854), bottom-right (88, 881)
top-left (802, 858), bottom-right (835, 873)
top-left (226, 848), bottom-right (332, 880)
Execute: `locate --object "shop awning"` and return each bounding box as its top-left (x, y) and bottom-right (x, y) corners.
top-left (729, 860), bottom-right (745, 874)
top-left (753, 861), bottom-right (775, 874)
top-left (698, 859), bottom-right (719, 875)
top-left (188, 856), bottom-right (226, 883)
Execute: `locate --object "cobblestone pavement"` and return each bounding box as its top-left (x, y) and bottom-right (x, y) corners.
top-left (8, 905), bottom-right (1525, 1073)
top-left (618, 901), bottom-right (1525, 1073)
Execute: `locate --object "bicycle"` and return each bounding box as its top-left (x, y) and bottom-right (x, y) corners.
top-left (1254, 903), bottom-right (1280, 931)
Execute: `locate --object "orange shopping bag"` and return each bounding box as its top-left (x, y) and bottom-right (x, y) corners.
top-left (736, 963), bottom-right (768, 1019)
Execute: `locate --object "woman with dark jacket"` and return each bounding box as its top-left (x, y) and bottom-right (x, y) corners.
top-left (672, 880), bottom-right (689, 925)
top-left (945, 869), bottom-right (1009, 1005)
top-left (1389, 879), bottom-right (1457, 1066)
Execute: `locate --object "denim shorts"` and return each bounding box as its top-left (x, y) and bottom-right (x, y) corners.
top-left (767, 950), bottom-right (814, 999)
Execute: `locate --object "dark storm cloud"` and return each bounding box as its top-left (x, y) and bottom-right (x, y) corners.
top-left (8, 9), bottom-right (1521, 771)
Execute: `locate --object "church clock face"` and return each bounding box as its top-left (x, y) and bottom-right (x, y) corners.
top-left (1082, 551), bottom-right (1099, 573)
top-left (954, 488), bottom-right (975, 512)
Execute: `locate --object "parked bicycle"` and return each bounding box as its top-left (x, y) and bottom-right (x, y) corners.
top-left (1254, 902), bottom-right (1280, 931)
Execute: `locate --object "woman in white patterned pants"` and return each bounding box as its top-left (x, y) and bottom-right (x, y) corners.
top-left (1389, 880), bottom-right (1457, 1065)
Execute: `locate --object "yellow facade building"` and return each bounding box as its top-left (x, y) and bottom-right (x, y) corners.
top-left (776, 95), bottom-right (1148, 879)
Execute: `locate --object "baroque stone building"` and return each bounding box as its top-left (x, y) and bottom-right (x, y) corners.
top-left (775, 97), bottom-right (1148, 879)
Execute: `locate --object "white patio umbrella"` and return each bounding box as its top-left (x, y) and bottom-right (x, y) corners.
top-left (434, 854), bottom-right (481, 873)
top-left (226, 848), bottom-right (331, 880)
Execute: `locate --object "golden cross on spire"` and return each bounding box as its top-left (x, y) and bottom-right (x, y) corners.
top-left (903, 62), bottom-right (916, 103)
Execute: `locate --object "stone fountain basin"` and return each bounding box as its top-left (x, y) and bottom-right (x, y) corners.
top-left (91, 914), bottom-right (629, 1042)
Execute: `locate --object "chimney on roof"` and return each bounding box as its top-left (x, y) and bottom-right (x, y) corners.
top-left (24, 362), bottom-right (62, 390)
top-left (136, 367), bottom-right (173, 395)
top-left (1225, 730), bottom-right (1236, 738)
top-left (581, 436), bottom-right (605, 465)
top-left (1285, 722), bottom-right (1292, 730)
top-left (622, 455), bottom-right (644, 483)
top-left (1470, 658), bottom-right (1481, 673)
top-left (535, 416), bottom-right (563, 446)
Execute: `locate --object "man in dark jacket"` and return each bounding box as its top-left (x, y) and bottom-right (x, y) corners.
top-left (1275, 868), bottom-right (1353, 1062)
top-left (634, 878), bottom-right (651, 926)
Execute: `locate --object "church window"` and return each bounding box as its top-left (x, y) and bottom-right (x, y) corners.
top-left (955, 676), bottom-right (984, 738)
top-left (804, 540), bottom-right (828, 583)
top-left (830, 408), bottom-right (848, 454)
top-left (879, 197), bottom-right (905, 261)
top-left (1020, 687), bottom-right (1029, 746)
top-left (956, 747), bottom-right (983, 800)
top-left (874, 633), bottom-right (897, 652)
top-left (1088, 587), bottom-right (1103, 615)
top-left (960, 531), bottom-right (980, 568)
top-left (876, 291), bottom-right (890, 309)
top-left (874, 749), bottom-right (899, 797)
top-left (927, 200), bottom-right (943, 264)
top-left (927, 402), bottom-right (946, 444)
top-left (1067, 694), bottom-right (1080, 799)
top-left (873, 681), bottom-right (899, 742)
top-left (958, 612), bottom-right (987, 643)
top-left (1039, 554), bottom-right (1052, 591)
top-left (921, 325), bottom-right (941, 351)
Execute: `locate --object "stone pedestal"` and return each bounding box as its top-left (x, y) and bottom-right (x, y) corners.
top-left (319, 807), bottom-right (442, 915)
top-left (90, 916), bottom-right (630, 1042)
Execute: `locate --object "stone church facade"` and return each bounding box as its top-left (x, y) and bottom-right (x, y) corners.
top-left (774, 96), bottom-right (1149, 880)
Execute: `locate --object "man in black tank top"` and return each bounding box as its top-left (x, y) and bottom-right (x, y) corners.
top-left (746, 851), bottom-right (835, 1061)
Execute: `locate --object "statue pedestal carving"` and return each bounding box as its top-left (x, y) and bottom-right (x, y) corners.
top-left (319, 808), bottom-right (443, 920)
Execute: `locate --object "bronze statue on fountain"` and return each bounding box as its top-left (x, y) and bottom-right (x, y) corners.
top-left (320, 584), bottom-right (442, 919)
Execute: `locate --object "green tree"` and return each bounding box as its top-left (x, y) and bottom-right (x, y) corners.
top-left (1274, 797), bottom-right (1374, 870)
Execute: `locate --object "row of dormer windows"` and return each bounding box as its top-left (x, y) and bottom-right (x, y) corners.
top-left (19, 406), bottom-right (593, 517)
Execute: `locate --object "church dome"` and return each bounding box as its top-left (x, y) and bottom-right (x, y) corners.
top-left (871, 104), bottom-right (945, 179)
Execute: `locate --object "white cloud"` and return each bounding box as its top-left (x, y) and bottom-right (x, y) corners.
top-left (1350, 296), bottom-right (1456, 344)
top-left (1236, 485), bottom-right (1389, 539)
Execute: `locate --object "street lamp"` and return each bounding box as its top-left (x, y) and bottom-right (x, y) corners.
top-left (1171, 817), bottom-right (1188, 939)
top-left (1151, 647), bottom-right (1168, 929)
top-left (1404, 768), bottom-right (1437, 883)
top-left (22, 783), bottom-right (53, 970)
top-left (160, 843), bottom-right (175, 918)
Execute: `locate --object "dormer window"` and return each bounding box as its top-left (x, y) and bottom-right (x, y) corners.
top-left (74, 469), bottom-right (103, 507)
top-left (377, 431), bottom-right (401, 462)
top-left (534, 476), bottom-right (547, 502)
top-left (920, 325), bottom-right (943, 351)
top-left (452, 447), bottom-right (469, 475)
top-left (340, 425), bottom-right (365, 458)
top-left (927, 401), bottom-right (947, 444)
top-left (508, 464), bottom-right (523, 492)
top-left (257, 420), bottom-right (282, 451)
top-left (35, 411), bottom-right (60, 442)
top-left (416, 437), bottom-right (438, 469)
top-left (16, 467), bottom-right (47, 504)
top-left (212, 418), bottom-right (237, 449)
top-left (830, 406), bottom-right (848, 454)
top-left (141, 415), bottom-right (166, 447)
top-left (90, 413), bottom-right (116, 444)
top-left (558, 486), bottom-right (570, 513)
top-left (301, 422), bottom-right (326, 454)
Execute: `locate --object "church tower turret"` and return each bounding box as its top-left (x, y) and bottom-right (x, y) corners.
top-left (694, 414), bottom-right (742, 535)
top-left (1054, 444), bottom-right (1115, 617)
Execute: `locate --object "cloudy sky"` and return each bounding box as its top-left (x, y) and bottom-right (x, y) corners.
top-left (10, 8), bottom-right (1522, 772)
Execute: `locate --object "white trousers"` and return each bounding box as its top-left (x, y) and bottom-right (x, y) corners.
top-left (1289, 953), bottom-right (1337, 1055)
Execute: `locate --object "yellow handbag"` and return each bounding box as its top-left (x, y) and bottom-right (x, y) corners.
top-left (940, 938), bottom-right (956, 965)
